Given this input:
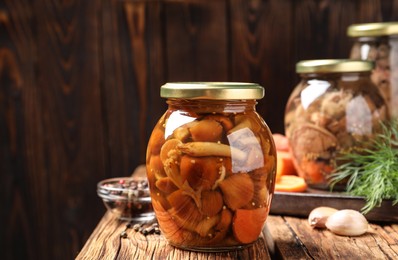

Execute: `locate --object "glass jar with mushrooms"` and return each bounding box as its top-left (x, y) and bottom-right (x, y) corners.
top-left (146, 82), bottom-right (276, 251)
top-left (348, 22), bottom-right (398, 119)
top-left (284, 60), bottom-right (388, 190)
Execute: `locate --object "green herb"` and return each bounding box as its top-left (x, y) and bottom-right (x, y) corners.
top-left (329, 119), bottom-right (398, 214)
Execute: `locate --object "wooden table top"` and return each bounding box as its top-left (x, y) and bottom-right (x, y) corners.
top-left (76, 211), bottom-right (398, 259)
top-left (78, 165), bottom-right (398, 259)
top-left (266, 215), bottom-right (398, 259)
top-left (76, 211), bottom-right (270, 259)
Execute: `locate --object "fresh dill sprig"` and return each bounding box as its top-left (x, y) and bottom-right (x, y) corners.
top-left (329, 119), bottom-right (398, 215)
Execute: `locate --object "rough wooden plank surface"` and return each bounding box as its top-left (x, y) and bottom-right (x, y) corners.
top-left (265, 216), bottom-right (311, 259)
top-left (0, 0), bottom-right (107, 259)
top-left (164, 1), bottom-right (229, 82)
top-left (77, 212), bottom-right (398, 259)
top-left (229, 0), bottom-right (293, 132)
top-left (76, 212), bottom-right (271, 259)
top-left (266, 215), bottom-right (398, 260)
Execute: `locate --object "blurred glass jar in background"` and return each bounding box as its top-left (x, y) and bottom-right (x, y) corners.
top-left (348, 22), bottom-right (398, 119)
top-left (146, 82), bottom-right (276, 251)
top-left (285, 60), bottom-right (388, 190)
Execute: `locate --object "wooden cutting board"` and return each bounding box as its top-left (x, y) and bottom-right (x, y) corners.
top-left (270, 188), bottom-right (398, 222)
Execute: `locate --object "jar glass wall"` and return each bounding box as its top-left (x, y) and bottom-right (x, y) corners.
top-left (348, 22), bottom-right (398, 119)
top-left (146, 82), bottom-right (276, 251)
top-left (285, 60), bottom-right (388, 190)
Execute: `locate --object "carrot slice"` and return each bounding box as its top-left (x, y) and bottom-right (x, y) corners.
top-left (300, 158), bottom-right (333, 184)
top-left (232, 207), bottom-right (268, 244)
top-left (276, 151), bottom-right (297, 180)
top-left (274, 175), bottom-right (307, 192)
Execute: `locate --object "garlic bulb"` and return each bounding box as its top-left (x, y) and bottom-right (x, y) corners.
top-left (308, 206), bottom-right (338, 228)
top-left (325, 209), bottom-right (368, 236)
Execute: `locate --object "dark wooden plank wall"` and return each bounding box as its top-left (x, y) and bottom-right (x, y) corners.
top-left (0, 0), bottom-right (397, 259)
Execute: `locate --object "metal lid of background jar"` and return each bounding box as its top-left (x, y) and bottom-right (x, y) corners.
top-left (160, 82), bottom-right (265, 100)
top-left (347, 22), bottom-right (398, 37)
top-left (296, 59), bottom-right (374, 73)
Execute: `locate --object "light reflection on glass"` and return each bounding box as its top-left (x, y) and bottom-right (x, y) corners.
top-left (227, 127), bottom-right (264, 172)
top-left (164, 112), bottom-right (195, 139)
top-left (346, 95), bottom-right (372, 135)
top-left (360, 44), bottom-right (371, 60)
top-left (301, 80), bottom-right (331, 109)
top-left (341, 74), bottom-right (360, 82)
top-left (390, 37), bottom-right (398, 118)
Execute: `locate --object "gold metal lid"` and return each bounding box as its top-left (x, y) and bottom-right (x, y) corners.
top-left (347, 22), bottom-right (398, 37)
top-left (160, 82), bottom-right (265, 100)
top-left (296, 59), bottom-right (374, 73)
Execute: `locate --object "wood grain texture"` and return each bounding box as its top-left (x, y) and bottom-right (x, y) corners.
top-left (101, 0), bottom-right (167, 175)
top-left (0, 1), bottom-right (40, 260)
top-left (266, 215), bottom-right (398, 259)
top-left (1, 0), bottom-right (398, 259)
top-left (265, 216), bottom-right (311, 259)
top-left (229, 0), bottom-right (293, 132)
top-left (78, 213), bottom-right (398, 259)
top-left (1, 0), bottom-right (106, 259)
top-left (164, 0), bottom-right (229, 82)
top-left (34, 0), bottom-right (107, 258)
top-left (76, 212), bottom-right (271, 260)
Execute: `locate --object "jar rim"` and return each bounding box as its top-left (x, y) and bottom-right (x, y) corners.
top-left (347, 22), bottom-right (398, 37)
top-left (160, 82), bottom-right (265, 100)
top-left (296, 59), bottom-right (374, 73)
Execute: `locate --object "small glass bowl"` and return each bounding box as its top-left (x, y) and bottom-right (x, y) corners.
top-left (97, 177), bottom-right (155, 222)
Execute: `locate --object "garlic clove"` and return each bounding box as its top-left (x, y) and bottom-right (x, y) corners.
top-left (325, 209), bottom-right (368, 236)
top-left (308, 206), bottom-right (338, 228)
